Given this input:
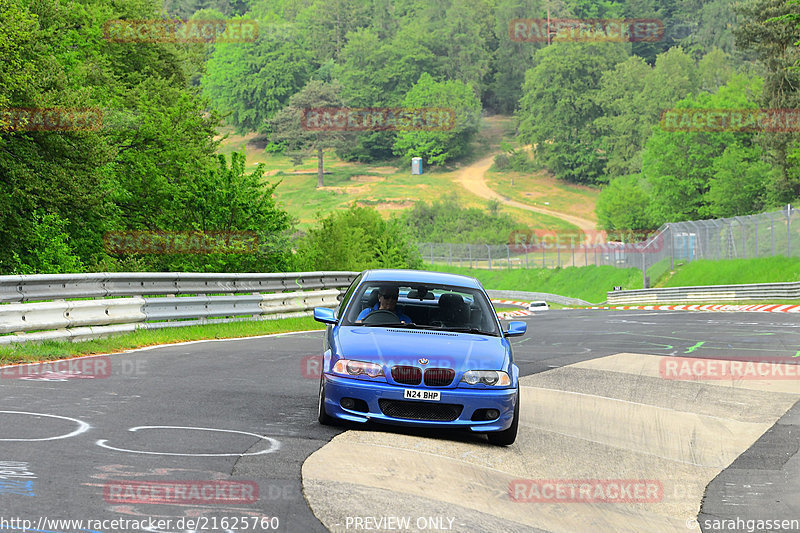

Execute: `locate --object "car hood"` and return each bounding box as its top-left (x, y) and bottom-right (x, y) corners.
top-left (334, 326), bottom-right (509, 371)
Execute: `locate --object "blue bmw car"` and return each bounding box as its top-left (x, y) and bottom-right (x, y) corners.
top-left (313, 269), bottom-right (526, 446)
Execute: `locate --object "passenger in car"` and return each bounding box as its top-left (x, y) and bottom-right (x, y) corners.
top-left (356, 285), bottom-right (412, 324)
top-left (434, 293), bottom-right (471, 326)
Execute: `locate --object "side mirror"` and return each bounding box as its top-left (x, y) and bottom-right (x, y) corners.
top-left (313, 307), bottom-right (338, 324)
top-left (504, 321), bottom-right (527, 337)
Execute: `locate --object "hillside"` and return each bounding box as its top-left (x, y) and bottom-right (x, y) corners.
top-left (216, 116), bottom-right (599, 234)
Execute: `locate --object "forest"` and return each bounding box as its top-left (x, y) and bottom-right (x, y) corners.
top-left (0, 0), bottom-right (798, 273)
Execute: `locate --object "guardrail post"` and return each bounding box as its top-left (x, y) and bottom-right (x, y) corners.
top-left (753, 215), bottom-right (759, 257)
top-left (487, 245), bottom-right (492, 270)
top-left (506, 244), bottom-right (511, 269)
top-left (786, 204), bottom-right (793, 257)
top-left (768, 213), bottom-right (775, 256)
top-left (668, 224), bottom-right (674, 269)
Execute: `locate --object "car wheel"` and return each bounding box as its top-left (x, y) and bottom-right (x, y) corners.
top-left (487, 388), bottom-right (519, 446)
top-left (318, 376), bottom-right (335, 426)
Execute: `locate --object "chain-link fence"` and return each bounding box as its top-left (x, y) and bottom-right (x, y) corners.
top-left (418, 204), bottom-right (798, 288)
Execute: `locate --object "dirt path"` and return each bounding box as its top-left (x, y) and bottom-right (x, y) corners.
top-left (456, 154), bottom-right (597, 231)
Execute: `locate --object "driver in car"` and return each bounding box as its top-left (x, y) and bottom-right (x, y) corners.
top-left (357, 285), bottom-right (412, 324)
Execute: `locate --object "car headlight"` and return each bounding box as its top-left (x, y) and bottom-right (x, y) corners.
top-left (461, 370), bottom-right (511, 386)
top-left (332, 359), bottom-right (385, 378)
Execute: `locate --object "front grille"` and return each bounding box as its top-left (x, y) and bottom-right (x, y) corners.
top-left (379, 399), bottom-right (463, 421)
top-left (391, 365), bottom-right (422, 385)
top-left (424, 368), bottom-right (455, 387)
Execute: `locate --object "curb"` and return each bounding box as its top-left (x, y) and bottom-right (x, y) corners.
top-left (562, 304), bottom-right (800, 313)
top-left (491, 298), bottom-right (534, 319)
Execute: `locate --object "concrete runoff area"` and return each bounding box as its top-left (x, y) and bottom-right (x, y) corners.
top-left (302, 352), bottom-right (800, 533)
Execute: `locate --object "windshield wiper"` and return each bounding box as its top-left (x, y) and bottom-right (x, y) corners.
top-left (439, 326), bottom-right (498, 336)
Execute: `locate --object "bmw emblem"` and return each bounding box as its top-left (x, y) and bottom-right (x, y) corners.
top-left (418, 358), bottom-right (429, 365)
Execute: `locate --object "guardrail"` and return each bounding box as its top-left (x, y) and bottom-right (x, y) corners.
top-left (606, 281), bottom-right (800, 305)
top-left (0, 272), bottom-right (359, 345)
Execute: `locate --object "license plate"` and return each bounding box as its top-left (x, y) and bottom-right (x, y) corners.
top-left (403, 389), bottom-right (440, 401)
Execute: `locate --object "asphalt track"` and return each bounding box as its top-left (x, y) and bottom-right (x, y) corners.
top-left (1, 310), bottom-right (798, 533)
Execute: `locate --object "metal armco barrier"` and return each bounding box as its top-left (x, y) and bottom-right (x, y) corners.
top-left (0, 272), bottom-right (358, 345)
top-left (0, 271), bottom-right (358, 303)
top-left (607, 281), bottom-right (800, 305)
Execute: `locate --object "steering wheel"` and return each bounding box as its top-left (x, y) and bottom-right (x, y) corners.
top-left (362, 309), bottom-right (401, 325)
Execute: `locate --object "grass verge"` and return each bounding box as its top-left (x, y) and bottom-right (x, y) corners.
top-left (427, 264), bottom-right (643, 303)
top-left (0, 316), bottom-right (323, 365)
top-left (659, 257), bottom-right (800, 287)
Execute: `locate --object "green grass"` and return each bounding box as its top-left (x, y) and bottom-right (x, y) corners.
top-left (659, 257), bottom-right (800, 287)
top-left (428, 264), bottom-right (643, 303)
top-left (215, 117), bottom-right (587, 234)
top-left (485, 169), bottom-right (600, 225)
top-left (0, 316), bottom-right (323, 364)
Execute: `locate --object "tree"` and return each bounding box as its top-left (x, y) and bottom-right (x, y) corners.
top-left (594, 47), bottom-right (700, 180)
top-left (294, 0), bottom-right (373, 63)
top-left (735, 0), bottom-right (800, 202)
top-left (596, 175), bottom-right (654, 230)
top-left (697, 47), bottom-right (735, 92)
top-left (487, 0), bottom-right (545, 113)
top-left (517, 42), bottom-right (629, 184)
top-left (132, 152), bottom-right (295, 273)
top-left (421, 0), bottom-right (492, 97)
top-left (202, 20), bottom-right (313, 133)
top-left (0, 0), bottom-right (36, 118)
top-left (641, 75), bottom-right (766, 224)
top-left (269, 80), bottom-right (351, 187)
top-left (294, 205), bottom-right (422, 271)
top-left (706, 145), bottom-right (773, 218)
top-left (392, 73), bottom-right (482, 166)
top-left (594, 56), bottom-right (652, 178)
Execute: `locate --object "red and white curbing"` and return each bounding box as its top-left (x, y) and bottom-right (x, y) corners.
top-left (564, 304), bottom-right (800, 313)
top-left (491, 299), bottom-right (534, 319)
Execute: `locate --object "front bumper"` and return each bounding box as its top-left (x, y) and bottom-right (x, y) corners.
top-left (322, 373), bottom-right (518, 432)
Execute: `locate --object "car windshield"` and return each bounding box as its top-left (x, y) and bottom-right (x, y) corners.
top-left (341, 282), bottom-right (500, 336)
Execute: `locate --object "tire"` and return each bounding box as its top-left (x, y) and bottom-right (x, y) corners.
top-left (487, 389), bottom-right (519, 446)
top-left (317, 376), bottom-right (335, 426)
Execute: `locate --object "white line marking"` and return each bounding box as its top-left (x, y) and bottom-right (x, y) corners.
top-left (95, 425), bottom-right (281, 456)
top-left (0, 411), bottom-right (91, 442)
top-left (0, 330), bottom-right (323, 371)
